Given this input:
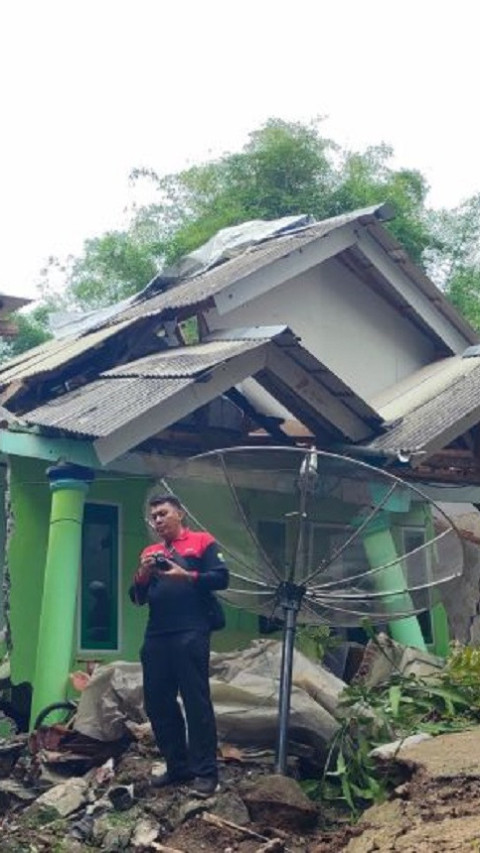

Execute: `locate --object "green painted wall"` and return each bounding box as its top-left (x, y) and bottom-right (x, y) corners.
top-left (9, 456), bottom-right (50, 685)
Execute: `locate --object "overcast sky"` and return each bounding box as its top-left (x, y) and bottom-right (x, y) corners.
top-left (1, 0), bottom-right (479, 299)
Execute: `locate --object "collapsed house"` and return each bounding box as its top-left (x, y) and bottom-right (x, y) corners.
top-left (0, 205), bottom-right (480, 730)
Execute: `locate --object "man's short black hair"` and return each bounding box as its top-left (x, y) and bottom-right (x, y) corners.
top-left (148, 494), bottom-right (183, 511)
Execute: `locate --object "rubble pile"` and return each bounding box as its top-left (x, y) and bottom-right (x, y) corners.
top-left (0, 725), bottom-right (356, 852)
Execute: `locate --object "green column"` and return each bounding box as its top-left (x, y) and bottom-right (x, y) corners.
top-left (362, 515), bottom-right (427, 651)
top-left (29, 463), bottom-right (94, 730)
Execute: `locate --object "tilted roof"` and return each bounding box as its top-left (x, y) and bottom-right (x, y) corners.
top-left (21, 327), bottom-right (382, 464)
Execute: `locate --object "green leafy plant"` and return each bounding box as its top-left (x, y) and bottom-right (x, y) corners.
top-left (304, 638), bottom-right (480, 819)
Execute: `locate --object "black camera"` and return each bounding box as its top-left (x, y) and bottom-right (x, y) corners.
top-left (153, 555), bottom-right (171, 571)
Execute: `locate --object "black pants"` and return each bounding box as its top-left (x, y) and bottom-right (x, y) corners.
top-left (141, 630), bottom-right (218, 780)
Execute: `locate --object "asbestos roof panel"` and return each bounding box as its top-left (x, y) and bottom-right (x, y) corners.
top-left (370, 356), bottom-right (479, 423)
top-left (367, 357), bottom-right (480, 456)
top-left (0, 320), bottom-right (133, 386)
top-left (23, 376), bottom-right (191, 438)
top-left (103, 338), bottom-right (263, 378)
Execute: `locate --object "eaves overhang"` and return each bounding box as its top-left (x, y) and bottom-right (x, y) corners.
top-left (364, 353), bottom-right (480, 466)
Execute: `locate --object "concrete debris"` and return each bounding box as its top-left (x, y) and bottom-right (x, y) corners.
top-left (1, 637), bottom-right (466, 851)
top-left (131, 816), bottom-right (160, 848)
top-left (0, 777), bottom-right (37, 810)
top-left (355, 633), bottom-right (444, 687)
top-left (35, 776), bottom-right (89, 817)
top-left (176, 794), bottom-right (215, 824)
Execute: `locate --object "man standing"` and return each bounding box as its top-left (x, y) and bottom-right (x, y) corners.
top-left (130, 494), bottom-right (229, 798)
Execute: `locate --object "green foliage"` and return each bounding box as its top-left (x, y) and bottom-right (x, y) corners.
top-left (132, 119), bottom-right (432, 270)
top-left (305, 641), bottom-right (480, 819)
top-left (66, 230), bottom-right (159, 310)
top-left (0, 308), bottom-right (52, 364)
top-left (446, 267), bottom-right (480, 331)
top-left (296, 624), bottom-right (340, 662)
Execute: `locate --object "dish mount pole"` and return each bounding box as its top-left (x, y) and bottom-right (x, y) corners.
top-left (275, 580), bottom-right (306, 774)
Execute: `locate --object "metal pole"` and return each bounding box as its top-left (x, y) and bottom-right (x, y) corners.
top-left (275, 603), bottom-right (298, 774)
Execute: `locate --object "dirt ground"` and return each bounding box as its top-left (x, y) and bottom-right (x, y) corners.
top-left (344, 728), bottom-right (480, 852)
top-left (4, 728), bottom-right (480, 851)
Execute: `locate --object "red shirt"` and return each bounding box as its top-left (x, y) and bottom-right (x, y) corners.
top-left (130, 528), bottom-right (228, 635)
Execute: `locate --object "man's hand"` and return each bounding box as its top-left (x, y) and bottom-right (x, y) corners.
top-left (136, 554), bottom-right (157, 582)
top-left (164, 561), bottom-right (192, 581)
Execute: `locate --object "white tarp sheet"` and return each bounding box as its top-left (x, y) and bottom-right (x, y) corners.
top-left (73, 639), bottom-right (344, 754)
top-left (160, 215), bottom-right (314, 281)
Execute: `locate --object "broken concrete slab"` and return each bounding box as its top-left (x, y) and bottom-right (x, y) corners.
top-left (35, 776), bottom-right (89, 817)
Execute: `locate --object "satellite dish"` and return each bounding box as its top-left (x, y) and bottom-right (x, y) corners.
top-left (160, 446), bottom-right (465, 773)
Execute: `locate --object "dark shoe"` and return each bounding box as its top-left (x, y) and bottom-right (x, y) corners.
top-left (189, 776), bottom-right (219, 798)
top-left (151, 770), bottom-right (193, 789)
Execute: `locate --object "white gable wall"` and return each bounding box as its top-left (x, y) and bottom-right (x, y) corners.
top-left (204, 256), bottom-right (437, 402)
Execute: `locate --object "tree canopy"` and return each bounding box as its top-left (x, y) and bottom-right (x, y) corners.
top-left (4, 117), bottom-right (480, 357)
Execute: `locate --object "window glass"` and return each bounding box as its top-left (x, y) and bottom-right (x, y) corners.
top-left (80, 503), bottom-right (119, 650)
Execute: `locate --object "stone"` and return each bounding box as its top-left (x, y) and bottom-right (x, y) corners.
top-left (213, 791), bottom-right (250, 826)
top-left (370, 733), bottom-right (432, 759)
top-left (35, 776), bottom-right (88, 818)
top-left (102, 825), bottom-right (132, 851)
top-left (69, 812), bottom-right (94, 841)
top-left (176, 796), bottom-right (215, 824)
top-left (241, 774), bottom-right (318, 831)
top-left (131, 817), bottom-right (160, 848)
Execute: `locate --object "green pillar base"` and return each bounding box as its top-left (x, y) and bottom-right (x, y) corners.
top-left (362, 520), bottom-right (427, 651)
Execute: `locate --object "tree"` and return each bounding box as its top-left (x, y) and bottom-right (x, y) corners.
top-left (60, 230), bottom-right (159, 311)
top-left (131, 119), bottom-right (432, 269)
top-left (9, 117), bottom-right (480, 341)
top-left (428, 194), bottom-right (480, 329)
top-left (0, 307), bottom-right (52, 364)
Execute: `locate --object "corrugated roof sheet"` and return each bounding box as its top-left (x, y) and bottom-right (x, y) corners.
top-left (370, 356), bottom-right (479, 423)
top-left (21, 335), bottom-right (272, 438)
top-left (104, 338), bottom-right (261, 378)
top-left (24, 376), bottom-right (192, 438)
top-left (0, 320), bottom-right (133, 386)
top-left (367, 355), bottom-right (480, 456)
top-left (21, 329), bottom-right (380, 445)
